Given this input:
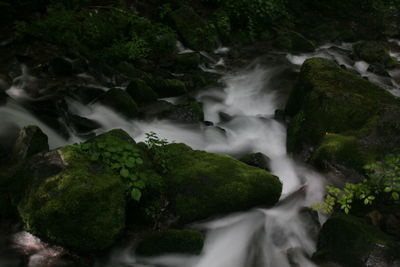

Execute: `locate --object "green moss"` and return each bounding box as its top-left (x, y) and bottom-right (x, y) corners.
top-left (136, 229), bottom-right (205, 256)
top-left (99, 88), bottom-right (138, 119)
top-left (286, 58), bottom-right (397, 153)
top-left (354, 41), bottom-right (398, 69)
top-left (311, 134), bottom-right (374, 171)
top-left (174, 53), bottom-right (202, 71)
top-left (169, 6), bottom-right (218, 51)
top-left (163, 144), bottom-right (282, 223)
top-left (126, 78), bottom-right (158, 104)
top-left (314, 213), bottom-right (400, 267)
top-left (17, 144), bottom-right (126, 252)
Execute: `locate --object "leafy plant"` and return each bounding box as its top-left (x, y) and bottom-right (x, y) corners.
top-left (145, 132), bottom-right (171, 174)
top-left (314, 154), bottom-right (400, 214)
top-left (77, 140), bottom-right (147, 201)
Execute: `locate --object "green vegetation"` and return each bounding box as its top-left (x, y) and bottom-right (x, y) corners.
top-left (314, 154), bottom-right (400, 214)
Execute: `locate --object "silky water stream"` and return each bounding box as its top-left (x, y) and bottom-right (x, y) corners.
top-left (1, 41), bottom-right (400, 267)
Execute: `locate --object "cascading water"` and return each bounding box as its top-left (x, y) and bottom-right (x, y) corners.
top-left (1, 40), bottom-right (400, 267)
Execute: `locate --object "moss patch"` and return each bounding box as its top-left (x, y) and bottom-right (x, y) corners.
top-left (164, 143), bottom-right (282, 223)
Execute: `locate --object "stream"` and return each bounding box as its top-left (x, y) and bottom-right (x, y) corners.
top-left (1, 41), bottom-right (400, 267)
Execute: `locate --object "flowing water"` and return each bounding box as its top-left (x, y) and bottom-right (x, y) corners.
top-left (1, 40), bottom-right (400, 267)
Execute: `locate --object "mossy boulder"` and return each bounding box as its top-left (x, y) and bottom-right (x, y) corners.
top-left (164, 143), bottom-right (282, 223)
top-left (240, 152), bottom-right (271, 172)
top-left (148, 77), bottom-right (188, 98)
top-left (17, 130), bottom-right (128, 252)
top-left (174, 53), bottom-right (202, 71)
top-left (285, 58), bottom-right (400, 172)
top-left (353, 41), bottom-right (398, 69)
top-left (136, 229), bottom-right (205, 256)
top-left (99, 88), bottom-right (138, 119)
top-left (169, 6), bottom-right (218, 51)
top-left (314, 213), bottom-right (400, 267)
top-left (126, 78), bottom-right (158, 104)
top-left (275, 31), bottom-right (316, 53)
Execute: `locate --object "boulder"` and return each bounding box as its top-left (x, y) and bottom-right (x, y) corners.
top-left (126, 78), bottom-right (158, 104)
top-left (163, 143), bottom-right (282, 223)
top-left (174, 53), bottom-right (202, 71)
top-left (285, 58), bottom-right (400, 173)
top-left (49, 57), bottom-right (73, 76)
top-left (17, 130), bottom-right (128, 251)
top-left (353, 41), bottom-right (398, 69)
top-left (314, 213), bottom-right (400, 267)
top-left (160, 101), bottom-right (204, 123)
top-left (11, 125), bottom-right (49, 162)
top-left (136, 229), bottom-right (205, 256)
top-left (240, 152), bottom-right (271, 172)
top-left (169, 6), bottom-right (218, 51)
top-left (98, 88), bottom-right (139, 119)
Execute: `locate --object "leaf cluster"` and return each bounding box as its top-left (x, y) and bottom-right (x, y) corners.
top-left (314, 154), bottom-right (400, 214)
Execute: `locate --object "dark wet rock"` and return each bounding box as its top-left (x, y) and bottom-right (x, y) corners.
top-left (136, 229), bottom-right (205, 256)
top-left (219, 111), bottom-right (233, 122)
top-left (17, 130), bottom-right (127, 252)
top-left (11, 125), bottom-right (49, 162)
top-left (274, 109), bottom-right (286, 123)
top-left (240, 152), bottom-right (271, 172)
top-left (314, 213), bottom-right (400, 267)
top-left (353, 41), bottom-right (398, 69)
top-left (150, 77), bottom-right (187, 98)
top-left (126, 78), bottom-right (158, 104)
top-left (70, 86), bottom-right (105, 104)
top-left (67, 115), bottom-right (101, 137)
top-left (298, 207), bottom-right (321, 241)
top-left (49, 57), bottom-right (73, 76)
top-left (160, 101), bottom-right (204, 123)
top-left (98, 88), bottom-right (138, 119)
top-left (367, 64), bottom-right (391, 77)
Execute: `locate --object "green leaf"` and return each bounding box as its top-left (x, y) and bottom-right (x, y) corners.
top-left (384, 187), bottom-right (392, 193)
top-left (131, 188), bottom-right (142, 201)
top-left (120, 168), bottom-right (130, 178)
top-left (134, 180), bottom-right (146, 189)
top-left (136, 158), bottom-right (144, 165)
top-left (392, 192), bottom-right (399, 200)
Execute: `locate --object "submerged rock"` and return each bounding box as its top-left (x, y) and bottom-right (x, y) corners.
top-left (136, 229), bottom-right (205, 256)
top-left (11, 125), bottom-right (49, 162)
top-left (314, 213), bottom-right (400, 267)
top-left (17, 130), bottom-right (128, 252)
top-left (164, 143), bottom-right (282, 223)
top-left (160, 101), bottom-right (204, 123)
top-left (285, 58), bottom-right (400, 174)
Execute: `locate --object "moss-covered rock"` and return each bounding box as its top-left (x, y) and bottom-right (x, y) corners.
top-left (174, 53), bottom-right (202, 71)
top-left (148, 77), bottom-right (188, 98)
top-left (353, 41), bottom-right (398, 69)
top-left (275, 31), bottom-right (316, 53)
top-left (169, 6), bottom-right (218, 51)
top-left (164, 143), bottom-right (282, 223)
top-left (136, 229), bottom-right (205, 256)
top-left (126, 78), bottom-right (158, 104)
top-left (17, 131), bottom-right (127, 252)
top-left (314, 213), bottom-right (400, 267)
top-left (99, 88), bottom-right (139, 119)
top-left (285, 58), bottom-right (399, 168)
top-left (311, 134), bottom-right (374, 172)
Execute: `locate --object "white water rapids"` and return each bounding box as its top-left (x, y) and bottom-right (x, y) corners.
top-left (1, 41), bottom-right (400, 267)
